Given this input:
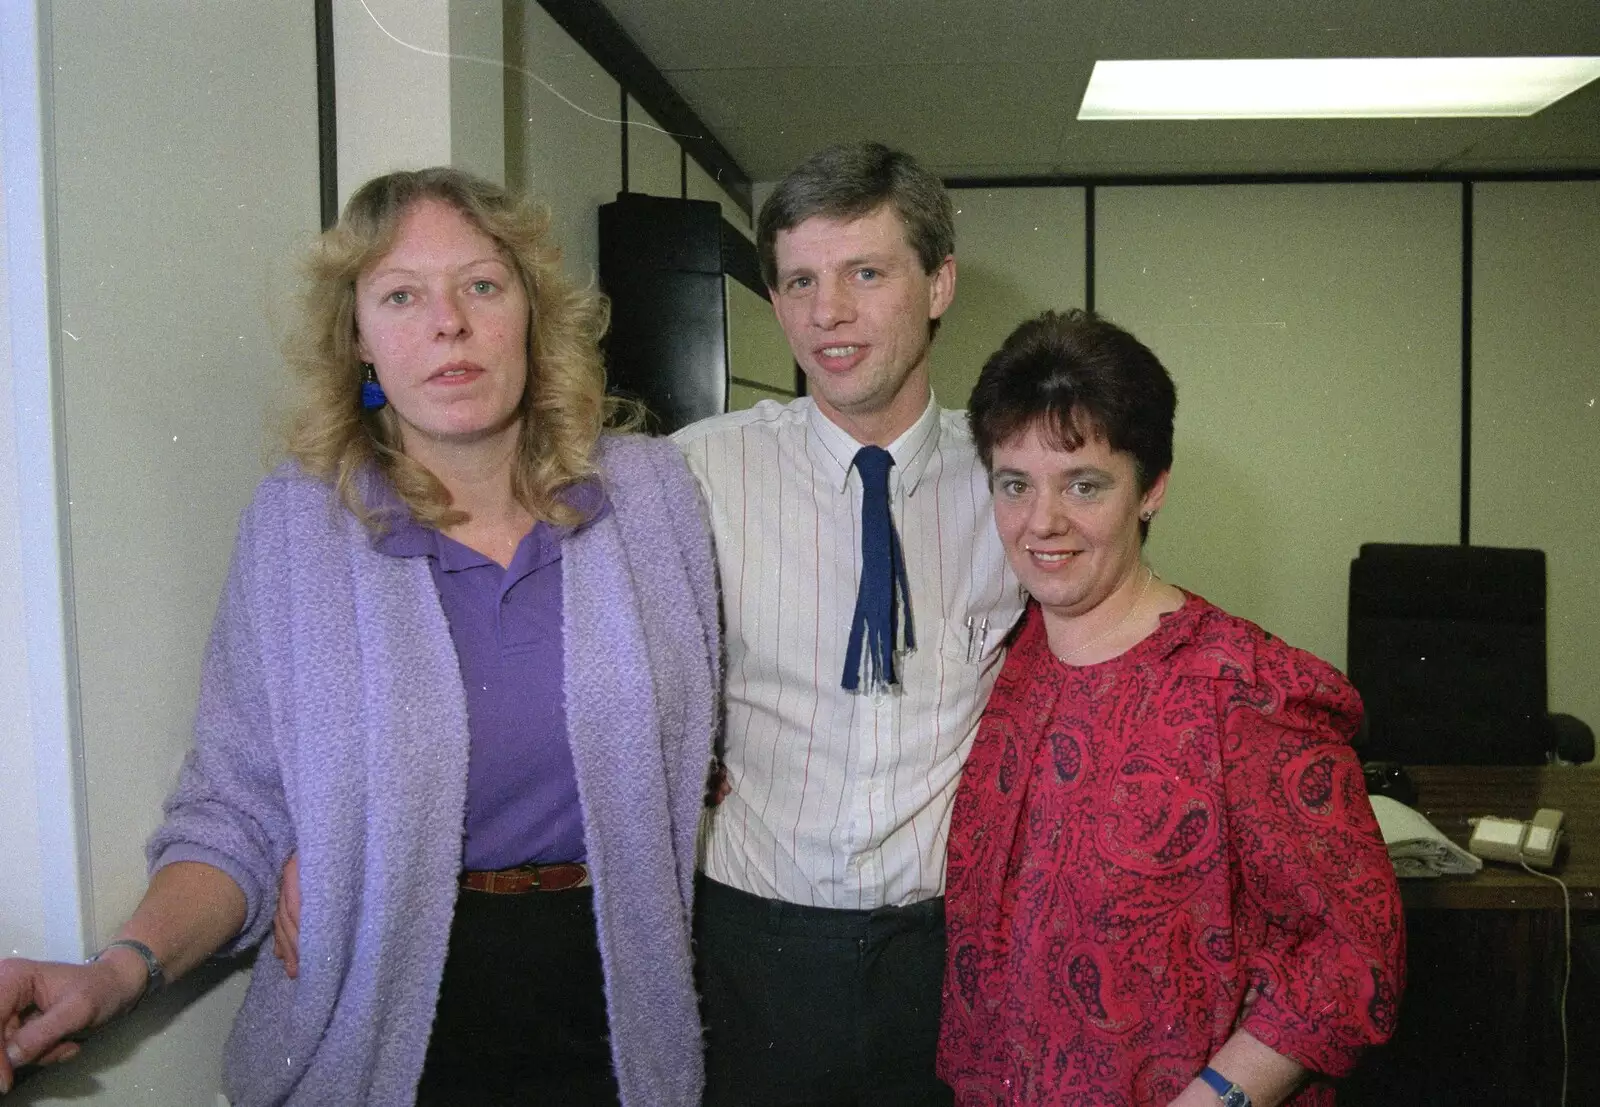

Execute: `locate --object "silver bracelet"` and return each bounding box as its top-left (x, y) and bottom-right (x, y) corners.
top-left (89, 938), bottom-right (167, 1007)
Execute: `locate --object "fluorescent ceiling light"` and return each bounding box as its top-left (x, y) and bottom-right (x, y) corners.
top-left (1078, 57), bottom-right (1600, 120)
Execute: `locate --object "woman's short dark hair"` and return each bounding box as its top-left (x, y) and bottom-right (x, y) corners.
top-left (968, 308), bottom-right (1177, 499)
top-left (756, 141), bottom-right (953, 289)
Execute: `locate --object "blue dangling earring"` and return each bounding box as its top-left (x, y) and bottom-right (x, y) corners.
top-left (360, 362), bottom-right (387, 410)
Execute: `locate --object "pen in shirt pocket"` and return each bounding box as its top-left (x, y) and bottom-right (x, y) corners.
top-left (964, 615), bottom-right (989, 663)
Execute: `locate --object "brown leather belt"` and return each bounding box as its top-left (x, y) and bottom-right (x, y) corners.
top-left (459, 861), bottom-right (591, 894)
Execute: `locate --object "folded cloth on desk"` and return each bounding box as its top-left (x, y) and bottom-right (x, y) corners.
top-left (1368, 794), bottom-right (1484, 877)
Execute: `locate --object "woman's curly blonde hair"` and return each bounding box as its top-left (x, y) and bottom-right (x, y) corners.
top-left (285, 166), bottom-right (636, 531)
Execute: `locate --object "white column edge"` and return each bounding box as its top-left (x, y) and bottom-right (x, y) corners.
top-left (3, 0), bottom-right (93, 960)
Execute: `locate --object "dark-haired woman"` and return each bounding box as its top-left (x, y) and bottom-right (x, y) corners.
top-left (936, 310), bottom-right (1403, 1107)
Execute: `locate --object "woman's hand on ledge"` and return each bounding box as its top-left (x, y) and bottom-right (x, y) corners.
top-left (0, 860), bottom-right (247, 1095)
top-left (0, 954), bottom-right (144, 1094)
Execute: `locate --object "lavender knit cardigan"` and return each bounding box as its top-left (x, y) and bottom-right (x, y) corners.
top-left (148, 434), bottom-right (720, 1106)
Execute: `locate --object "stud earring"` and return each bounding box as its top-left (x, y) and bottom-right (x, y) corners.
top-left (360, 363), bottom-right (387, 410)
top-left (1139, 510), bottom-right (1154, 522)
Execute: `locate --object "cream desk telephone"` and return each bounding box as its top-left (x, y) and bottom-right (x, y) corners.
top-left (1466, 807), bottom-right (1565, 869)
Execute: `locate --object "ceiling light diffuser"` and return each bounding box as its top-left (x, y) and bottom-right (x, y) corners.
top-left (1078, 57), bottom-right (1600, 120)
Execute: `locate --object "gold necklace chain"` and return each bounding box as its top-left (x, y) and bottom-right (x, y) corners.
top-left (1053, 565), bottom-right (1155, 663)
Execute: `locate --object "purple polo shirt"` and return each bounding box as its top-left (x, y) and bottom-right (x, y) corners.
top-left (370, 480), bottom-right (608, 871)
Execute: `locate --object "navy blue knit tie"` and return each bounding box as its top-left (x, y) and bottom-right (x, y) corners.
top-left (842, 446), bottom-right (914, 692)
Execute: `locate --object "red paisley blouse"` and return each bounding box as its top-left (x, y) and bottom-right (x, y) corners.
top-left (937, 594), bottom-right (1404, 1106)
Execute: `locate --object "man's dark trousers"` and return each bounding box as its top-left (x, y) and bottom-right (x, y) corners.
top-left (695, 874), bottom-right (954, 1107)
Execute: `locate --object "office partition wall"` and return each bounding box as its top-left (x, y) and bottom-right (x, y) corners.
top-left (1471, 180), bottom-right (1600, 733)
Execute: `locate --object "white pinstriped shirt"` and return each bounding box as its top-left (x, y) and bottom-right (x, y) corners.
top-left (674, 395), bottom-right (1023, 909)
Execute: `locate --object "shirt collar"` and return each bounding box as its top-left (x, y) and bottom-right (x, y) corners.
top-left (807, 393), bottom-right (943, 497)
top-left (366, 468), bottom-right (609, 566)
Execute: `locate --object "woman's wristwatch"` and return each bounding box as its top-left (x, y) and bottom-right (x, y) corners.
top-left (89, 938), bottom-right (167, 1011)
top-left (1199, 1066), bottom-right (1252, 1107)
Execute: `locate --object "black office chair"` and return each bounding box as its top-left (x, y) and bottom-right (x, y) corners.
top-left (1346, 543), bottom-right (1593, 765)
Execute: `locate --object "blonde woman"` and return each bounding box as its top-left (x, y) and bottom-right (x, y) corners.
top-left (0, 168), bottom-right (718, 1106)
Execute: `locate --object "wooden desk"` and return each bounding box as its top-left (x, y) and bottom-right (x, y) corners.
top-left (1399, 764), bottom-right (1600, 911)
top-left (1344, 765), bottom-right (1600, 1107)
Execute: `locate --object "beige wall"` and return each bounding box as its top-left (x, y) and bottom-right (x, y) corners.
top-left (10, 2), bottom-right (321, 1103)
top-left (448, 1), bottom-right (507, 184)
top-left (1099, 183), bottom-right (1462, 668)
top-left (334, 0), bottom-right (449, 193)
top-left (626, 96), bottom-right (682, 201)
top-left (54, 1), bottom-right (320, 944)
top-left (504, 2), bottom-right (621, 285)
top-left (936, 187), bottom-right (1089, 409)
top-left (334, 0), bottom-right (506, 201)
top-left (932, 177), bottom-right (1597, 750)
top-left (688, 158), bottom-right (751, 235)
top-left (1471, 180), bottom-right (1600, 742)
top-left (727, 277), bottom-right (794, 407)
top-left (335, 1), bottom-right (446, 197)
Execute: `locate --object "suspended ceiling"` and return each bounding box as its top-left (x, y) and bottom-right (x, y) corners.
top-left (597, 0), bottom-right (1600, 181)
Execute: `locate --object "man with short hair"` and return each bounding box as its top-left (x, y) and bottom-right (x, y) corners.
top-left (674, 141), bottom-right (1022, 1107)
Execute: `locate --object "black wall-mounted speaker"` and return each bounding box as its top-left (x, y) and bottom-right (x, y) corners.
top-left (598, 193), bottom-right (768, 435)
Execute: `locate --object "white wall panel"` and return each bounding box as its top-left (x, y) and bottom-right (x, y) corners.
top-left (336, 0), bottom-right (505, 199)
top-left (0, 105), bottom-right (47, 961)
top-left (334, 0), bottom-right (452, 201)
